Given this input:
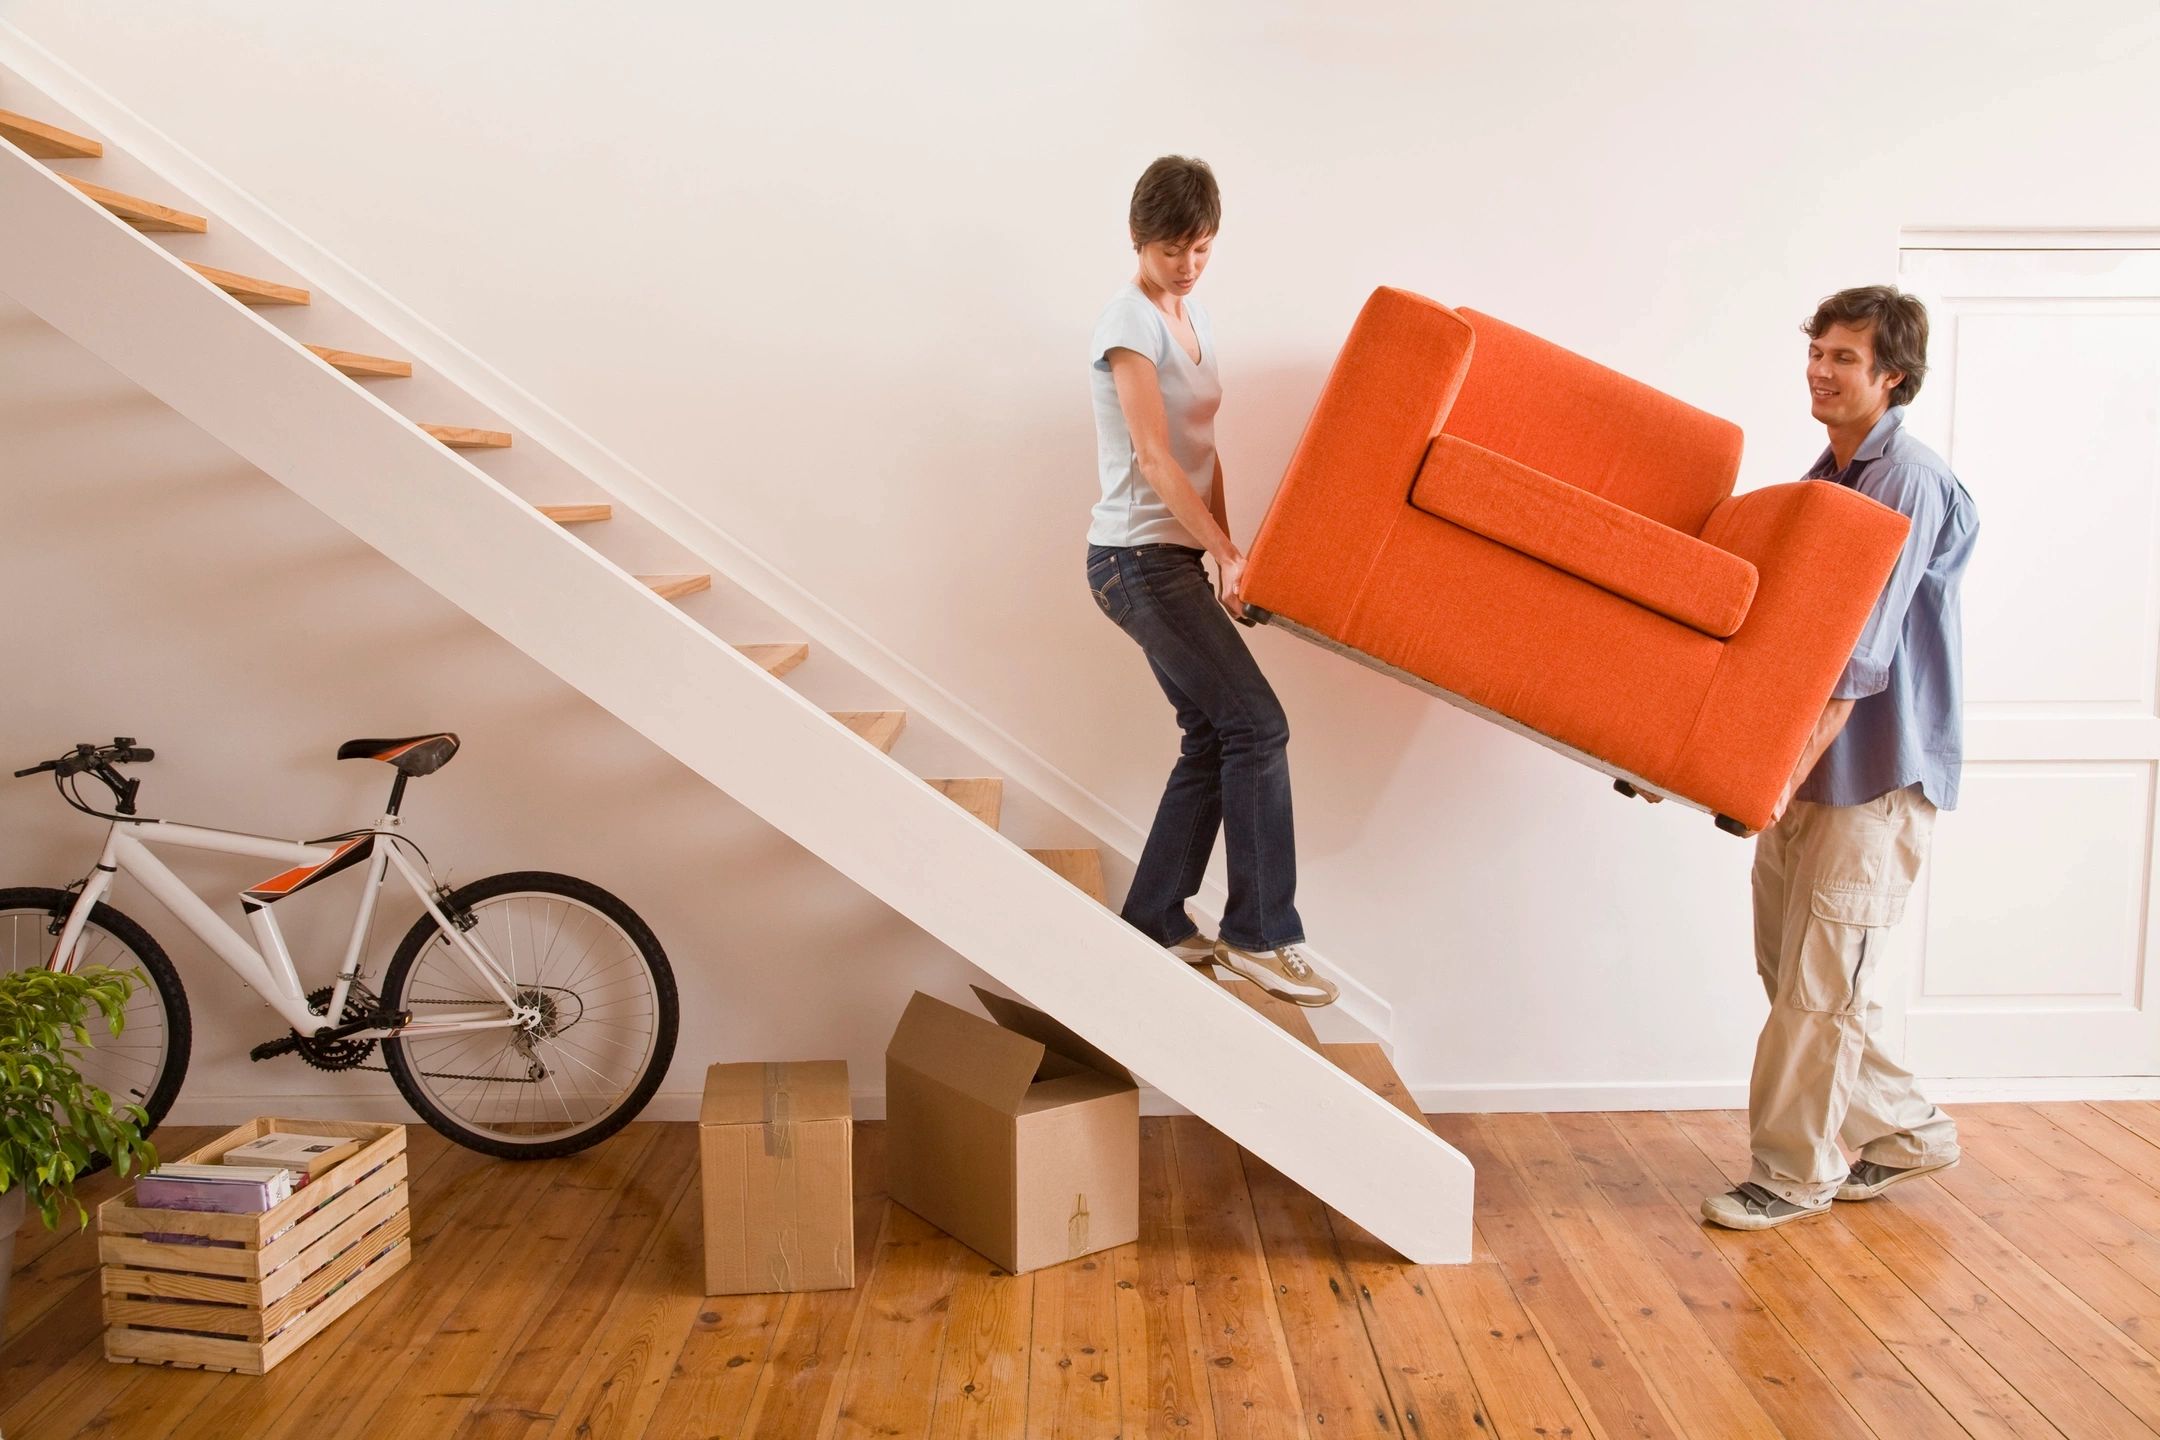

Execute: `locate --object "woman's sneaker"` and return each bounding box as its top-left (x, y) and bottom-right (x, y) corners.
top-left (1216, 942), bottom-right (1338, 1007)
top-left (1168, 935), bottom-right (1218, 970)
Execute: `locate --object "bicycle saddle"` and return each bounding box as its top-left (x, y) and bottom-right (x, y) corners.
top-left (335, 733), bottom-right (461, 776)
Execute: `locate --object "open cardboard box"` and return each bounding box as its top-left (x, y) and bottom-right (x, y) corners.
top-left (885, 986), bottom-right (1138, 1274)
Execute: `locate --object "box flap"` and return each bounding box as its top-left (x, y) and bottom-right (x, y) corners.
top-left (701, 1060), bottom-right (852, 1128)
top-left (970, 985), bottom-right (1134, 1085)
top-left (886, 991), bottom-right (1043, 1112)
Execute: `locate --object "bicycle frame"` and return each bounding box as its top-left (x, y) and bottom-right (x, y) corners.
top-left (49, 810), bottom-right (534, 1040)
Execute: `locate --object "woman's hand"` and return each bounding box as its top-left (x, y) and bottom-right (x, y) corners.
top-left (1214, 550), bottom-right (1247, 616)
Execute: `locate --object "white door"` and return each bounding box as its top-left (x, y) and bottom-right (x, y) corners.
top-left (1894, 239), bottom-right (2160, 1080)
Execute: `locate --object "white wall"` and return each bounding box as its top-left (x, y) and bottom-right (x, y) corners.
top-left (4, 0), bottom-right (2158, 1120)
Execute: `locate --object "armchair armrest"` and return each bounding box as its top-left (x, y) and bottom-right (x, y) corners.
top-left (1244, 287), bottom-right (1475, 635)
top-left (1662, 480), bottom-right (1910, 825)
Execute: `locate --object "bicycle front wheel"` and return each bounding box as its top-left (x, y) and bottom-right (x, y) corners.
top-left (0, 887), bottom-right (192, 1154)
top-left (380, 871), bottom-right (677, 1159)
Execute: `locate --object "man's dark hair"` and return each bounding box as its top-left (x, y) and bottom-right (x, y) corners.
top-left (1129, 156), bottom-right (1220, 250)
top-left (1803, 286), bottom-right (1929, 407)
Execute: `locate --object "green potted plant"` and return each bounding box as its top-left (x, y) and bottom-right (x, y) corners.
top-left (0, 965), bottom-right (159, 1321)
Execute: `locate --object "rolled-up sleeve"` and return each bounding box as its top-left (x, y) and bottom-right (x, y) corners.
top-left (1833, 463), bottom-right (1947, 700)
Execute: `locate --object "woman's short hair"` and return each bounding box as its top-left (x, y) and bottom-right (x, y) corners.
top-left (1803, 286), bottom-right (1930, 407)
top-left (1129, 156), bottom-right (1220, 250)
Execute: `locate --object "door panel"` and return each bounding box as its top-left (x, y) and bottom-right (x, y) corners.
top-left (1897, 242), bottom-right (2160, 1078)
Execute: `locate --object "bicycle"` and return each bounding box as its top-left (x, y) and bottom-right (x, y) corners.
top-left (1, 734), bottom-right (679, 1159)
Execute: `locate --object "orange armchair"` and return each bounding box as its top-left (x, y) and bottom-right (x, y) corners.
top-left (1242, 287), bottom-right (1909, 833)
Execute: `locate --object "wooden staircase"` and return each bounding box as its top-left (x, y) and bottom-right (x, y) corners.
top-left (0, 101), bottom-right (1257, 998)
top-left (0, 93), bottom-right (1475, 1261)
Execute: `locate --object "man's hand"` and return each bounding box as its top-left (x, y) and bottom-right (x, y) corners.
top-left (1771, 696), bottom-right (1854, 831)
top-left (1769, 778), bottom-right (1797, 829)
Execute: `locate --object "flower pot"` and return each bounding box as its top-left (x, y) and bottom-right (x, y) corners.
top-left (0, 1185), bottom-right (25, 1327)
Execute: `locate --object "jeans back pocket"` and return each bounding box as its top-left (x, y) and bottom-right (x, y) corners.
top-left (1089, 564), bottom-right (1130, 625)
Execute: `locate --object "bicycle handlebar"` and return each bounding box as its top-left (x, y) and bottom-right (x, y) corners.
top-left (11, 739), bottom-right (154, 807)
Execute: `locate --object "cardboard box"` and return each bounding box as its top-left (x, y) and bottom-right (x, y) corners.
top-left (699, 1060), bottom-right (855, 1295)
top-left (886, 987), bottom-right (1139, 1274)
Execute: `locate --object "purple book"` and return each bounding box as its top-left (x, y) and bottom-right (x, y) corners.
top-left (134, 1173), bottom-right (288, 1215)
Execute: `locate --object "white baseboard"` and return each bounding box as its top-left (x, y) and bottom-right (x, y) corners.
top-left (0, 22), bottom-right (1391, 1049)
top-left (1411, 1074), bottom-right (2160, 1112)
top-left (162, 1072), bottom-right (2160, 1133)
top-left (1923, 1074), bottom-right (2160, 1103)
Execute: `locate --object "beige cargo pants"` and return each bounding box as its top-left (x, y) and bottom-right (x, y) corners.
top-left (1747, 785), bottom-right (1959, 1206)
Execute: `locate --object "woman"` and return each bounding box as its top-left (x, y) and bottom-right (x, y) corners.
top-left (1084, 155), bottom-right (1334, 1007)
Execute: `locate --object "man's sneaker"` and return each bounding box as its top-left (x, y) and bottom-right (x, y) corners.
top-left (1701, 1182), bottom-right (1832, 1231)
top-left (1216, 942), bottom-right (1339, 1007)
top-left (1837, 1157), bottom-right (1957, 1201)
top-left (1167, 935), bottom-right (1218, 970)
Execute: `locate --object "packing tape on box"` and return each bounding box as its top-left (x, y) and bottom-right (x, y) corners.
top-left (763, 1062), bottom-right (795, 1160)
top-left (1068, 1192), bottom-right (1090, 1258)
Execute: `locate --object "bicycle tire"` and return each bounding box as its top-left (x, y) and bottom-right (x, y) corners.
top-left (0, 886), bottom-right (193, 1167)
top-left (379, 870), bottom-right (678, 1159)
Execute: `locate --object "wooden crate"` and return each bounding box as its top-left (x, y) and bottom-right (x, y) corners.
top-left (97, 1117), bottom-right (411, 1374)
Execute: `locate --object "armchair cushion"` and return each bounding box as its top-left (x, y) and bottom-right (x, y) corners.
top-left (1410, 434), bottom-right (1759, 639)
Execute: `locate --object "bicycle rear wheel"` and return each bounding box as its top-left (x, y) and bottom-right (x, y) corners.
top-left (379, 871), bottom-right (677, 1159)
top-left (0, 887), bottom-right (192, 1155)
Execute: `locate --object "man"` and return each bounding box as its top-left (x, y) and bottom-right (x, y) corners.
top-left (1703, 286), bottom-right (1980, 1231)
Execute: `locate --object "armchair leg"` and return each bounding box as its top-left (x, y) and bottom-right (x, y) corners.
top-left (1613, 779), bottom-right (1639, 799)
top-left (1714, 813), bottom-right (1754, 838)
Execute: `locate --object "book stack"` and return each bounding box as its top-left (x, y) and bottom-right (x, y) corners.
top-left (135, 1163), bottom-right (296, 1215)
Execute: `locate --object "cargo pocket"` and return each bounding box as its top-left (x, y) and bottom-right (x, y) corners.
top-left (1788, 886), bottom-right (1904, 1015)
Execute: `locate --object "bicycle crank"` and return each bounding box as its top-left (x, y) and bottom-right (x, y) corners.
top-left (249, 991), bottom-right (411, 1067)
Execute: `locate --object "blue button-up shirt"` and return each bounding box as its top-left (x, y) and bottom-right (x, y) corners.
top-left (1796, 406), bottom-right (1979, 810)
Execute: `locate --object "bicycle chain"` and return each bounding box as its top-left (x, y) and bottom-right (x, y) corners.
top-left (349, 995), bottom-right (546, 1084)
top-left (350, 1061), bottom-right (544, 1084)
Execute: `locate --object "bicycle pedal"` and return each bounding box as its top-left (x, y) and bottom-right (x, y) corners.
top-left (249, 1034), bottom-right (301, 1063)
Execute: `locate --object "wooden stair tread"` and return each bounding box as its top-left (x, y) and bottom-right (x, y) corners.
top-left (640, 574), bottom-right (711, 602)
top-left (187, 262), bottom-right (308, 306)
top-left (538, 503), bottom-right (612, 525)
top-left (928, 778), bottom-right (1002, 829)
top-left (1027, 848), bottom-right (1107, 904)
top-left (308, 345), bottom-right (412, 379)
top-left (1217, 975), bottom-right (1322, 1050)
top-left (735, 643), bottom-right (808, 678)
top-left (420, 423), bottom-right (512, 450)
top-left (834, 711), bottom-right (907, 753)
top-left (62, 175), bottom-right (206, 233)
top-left (0, 108), bottom-right (102, 159)
top-left (1320, 1042), bottom-right (1429, 1130)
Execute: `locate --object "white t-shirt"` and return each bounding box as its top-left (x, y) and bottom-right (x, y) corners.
top-left (1087, 283), bottom-right (1221, 548)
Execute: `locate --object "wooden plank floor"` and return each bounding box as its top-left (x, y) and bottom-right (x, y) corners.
top-left (7, 1103), bottom-right (2159, 1437)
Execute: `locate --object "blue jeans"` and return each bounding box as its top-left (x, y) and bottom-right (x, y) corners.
top-left (1086, 544), bottom-right (1304, 951)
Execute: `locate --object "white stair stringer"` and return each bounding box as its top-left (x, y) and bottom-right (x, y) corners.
top-left (0, 137), bottom-right (1474, 1262)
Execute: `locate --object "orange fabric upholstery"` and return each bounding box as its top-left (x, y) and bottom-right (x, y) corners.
top-left (1411, 434), bottom-right (1759, 638)
top-left (1448, 310), bottom-right (1744, 536)
top-left (1243, 286), bottom-right (1911, 831)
